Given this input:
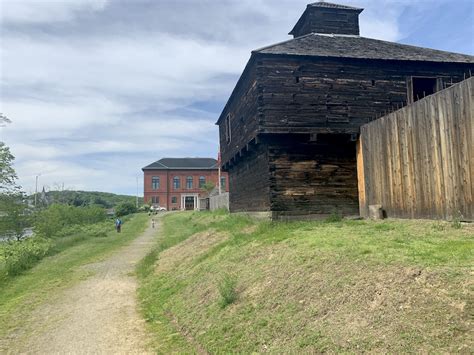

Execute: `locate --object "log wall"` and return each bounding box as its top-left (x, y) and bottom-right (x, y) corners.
top-left (258, 56), bottom-right (470, 136)
top-left (359, 77), bottom-right (473, 220)
top-left (228, 143), bottom-right (271, 212)
top-left (268, 134), bottom-right (359, 218)
top-left (218, 61), bottom-right (260, 165)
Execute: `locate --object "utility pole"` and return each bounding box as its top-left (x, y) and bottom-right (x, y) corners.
top-left (218, 149), bottom-right (222, 195)
top-left (136, 176), bottom-right (139, 209)
top-left (34, 174), bottom-right (40, 208)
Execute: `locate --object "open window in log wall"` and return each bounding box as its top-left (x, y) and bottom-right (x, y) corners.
top-left (407, 76), bottom-right (444, 104)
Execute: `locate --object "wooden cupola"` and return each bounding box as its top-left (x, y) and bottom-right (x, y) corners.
top-left (289, 1), bottom-right (364, 38)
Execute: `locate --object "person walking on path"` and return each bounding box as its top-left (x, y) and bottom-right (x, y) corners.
top-left (151, 219), bottom-right (155, 229)
top-left (115, 218), bottom-right (122, 233)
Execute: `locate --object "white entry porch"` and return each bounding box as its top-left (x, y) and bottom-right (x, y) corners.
top-left (180, 194), bottom-right (199, 211)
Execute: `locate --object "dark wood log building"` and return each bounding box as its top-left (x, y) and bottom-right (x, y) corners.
top-left (217, 1), bottom-right (474, 219)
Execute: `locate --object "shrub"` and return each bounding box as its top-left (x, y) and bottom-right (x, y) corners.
top-left (115, 202), bottom-right (137, 217)
top-left (34, 204), bottom-right (106, 238)
top-left (81, 223), bottom-right (108, 238)
top-left (139, 204), bottom-right (151, 212)
top-left (0, 238), bottom-right (51, 277)
top-left (451, 212), bottom-right (463, 229)
top-left (217, 273), bottom-right (238, 308)
top-left (1, 220), bottom-right (111, 279)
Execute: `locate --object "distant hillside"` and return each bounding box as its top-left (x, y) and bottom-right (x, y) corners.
top-left (31, 190), bottom-right (143, 208)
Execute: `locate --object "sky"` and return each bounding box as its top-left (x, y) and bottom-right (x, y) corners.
top-left (0, 0), bottom-right (473, 196)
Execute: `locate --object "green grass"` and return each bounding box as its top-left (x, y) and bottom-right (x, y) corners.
top-left (0, 222), bottom-right (112, 279)
top-left (217, 273), bottom-right (238, 308)
top-left (0, 213), bottom-right (148, 340)
top-left (138, 211), bottom-right (473, 353)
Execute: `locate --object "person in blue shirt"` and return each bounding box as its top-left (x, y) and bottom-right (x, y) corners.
top-left (115, 218), bottom-right (122, 233)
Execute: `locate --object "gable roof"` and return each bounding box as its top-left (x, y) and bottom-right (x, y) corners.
top-left (142, 157), bottom-right (218, 171)
top-left (306, 1), bottom-right (363, 11)
top-left (254, 33), bottom-right (474, 63)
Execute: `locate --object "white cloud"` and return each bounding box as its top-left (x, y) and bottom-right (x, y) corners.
top-left (359, 8), bottom-right (402, 41)
top-left (0, 0), bottom-right (470, 195)
top-left (15, 159), bottom-right (105, 194)
top-left (0, 0), bottom-right (108, 25)
top-left (0, 96), bottom-right (124, 136)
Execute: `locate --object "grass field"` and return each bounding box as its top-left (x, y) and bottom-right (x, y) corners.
top-left (0, 213), bottom-right (148, 340)
top-left (138, 211), bottom-right (473, 353)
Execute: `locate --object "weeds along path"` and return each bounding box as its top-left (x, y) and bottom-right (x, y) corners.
top-left (6, 218), bottom-right (157, 354)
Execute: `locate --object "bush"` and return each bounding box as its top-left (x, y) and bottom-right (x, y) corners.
top-left (0, 238), bottom-right (51, 277)
top-left (1, 220), bottom-right (112, 279)
top-left (81, 223), bottom-right (108, 238)
top-left (139, 204), bottom-right (151, 212)
top-left (115, 202), bottom-right (137, 217)
top-left (34, 204), bottom-right (106, 238)
top-left (1, 203), bottom-right (128, 280)
top-left (451, 211), bottom-right (463, 229)
top-left (217, 273), bottom-right (238, 308)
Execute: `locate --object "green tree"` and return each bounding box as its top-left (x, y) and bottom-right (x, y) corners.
top-left (0, 142), bottom-right (20, 194)
top-left (34, 204), bottom-right (106, 237)
top-left (0, 141), bottom-right (29, 240)
top-left (201, 181), bottom-right (216, 194)
top-left (115, 202), bottom-right (137, 217)
top-left (0, 194), bottom-right (30, 240)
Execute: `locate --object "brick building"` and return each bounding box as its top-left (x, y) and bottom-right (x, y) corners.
top-left (142, 157), bottom-right (228, 210)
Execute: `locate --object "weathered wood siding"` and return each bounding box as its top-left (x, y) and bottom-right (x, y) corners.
top-left (257, 56), bottom-right (470, 135)
top-left (219, 61), bottom-right (260, 165)
top-left (268, 134), bottom-right (359, 217)
top-left (218, 52), bottom-right (472, 218)
top-left (228, 143), bottom-right (271, 212)
top-left (291, 8), bottom-right (360, 37)
top-left (359, 77), bottom-right (473, 220)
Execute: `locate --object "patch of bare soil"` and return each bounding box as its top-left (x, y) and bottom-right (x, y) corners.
top-left (4, 221), bottom-right (157, 354)
top-left (155, 230), bottom-right (227, 275)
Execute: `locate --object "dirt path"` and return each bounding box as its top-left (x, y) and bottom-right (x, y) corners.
top-left (6, 219), bottom-right (157, 354)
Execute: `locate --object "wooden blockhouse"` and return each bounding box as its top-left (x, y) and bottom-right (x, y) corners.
top-left (216, 1), bottom-right (474, 219)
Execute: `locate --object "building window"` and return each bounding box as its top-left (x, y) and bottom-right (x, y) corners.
top-left (151, 196), bottom-right (159, 204)
top-left (199, 176), bottom-right (206, 188)
top-left (186, 176), bottom-right (193, 189)
top-left (151, 176), bottom-right (160, 190)
top-left (411, 77), bottom-right (437, 102)
top-left (220, 176), bottom-right (226, 190)
top-left (171, 196), bottom-right (177, 204)
top-left (225, 114), bottom-right (232, 143)
top-left (173, 176), bottom-right (180, 189)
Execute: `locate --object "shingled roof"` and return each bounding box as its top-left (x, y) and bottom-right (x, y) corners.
top-left (142, 157), bottom-right (218, 170)
top-left (254, 33), bottom-right (474, 63)
top-left (306, 1), bottom-right (363, 11)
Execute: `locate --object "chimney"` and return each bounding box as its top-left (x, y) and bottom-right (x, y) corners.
top-left (289, 1), bottom-right (364, 38)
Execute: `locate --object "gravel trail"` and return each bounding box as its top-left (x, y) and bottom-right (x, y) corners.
top-left (6, 219), bottom-right (157, 354)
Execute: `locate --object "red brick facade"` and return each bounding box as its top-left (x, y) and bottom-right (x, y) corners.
top-left (143, 169), bottom-right (228, 210)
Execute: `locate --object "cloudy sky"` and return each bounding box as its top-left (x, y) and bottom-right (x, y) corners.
top-left (0, 0), bottom-right (473, 196)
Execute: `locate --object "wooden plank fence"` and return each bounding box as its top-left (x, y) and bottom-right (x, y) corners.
top-left (358, 77), bottom-right (473, 221)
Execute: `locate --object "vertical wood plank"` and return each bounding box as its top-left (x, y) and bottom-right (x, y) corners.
top-left (359, 77), bottom-right (473, 221)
